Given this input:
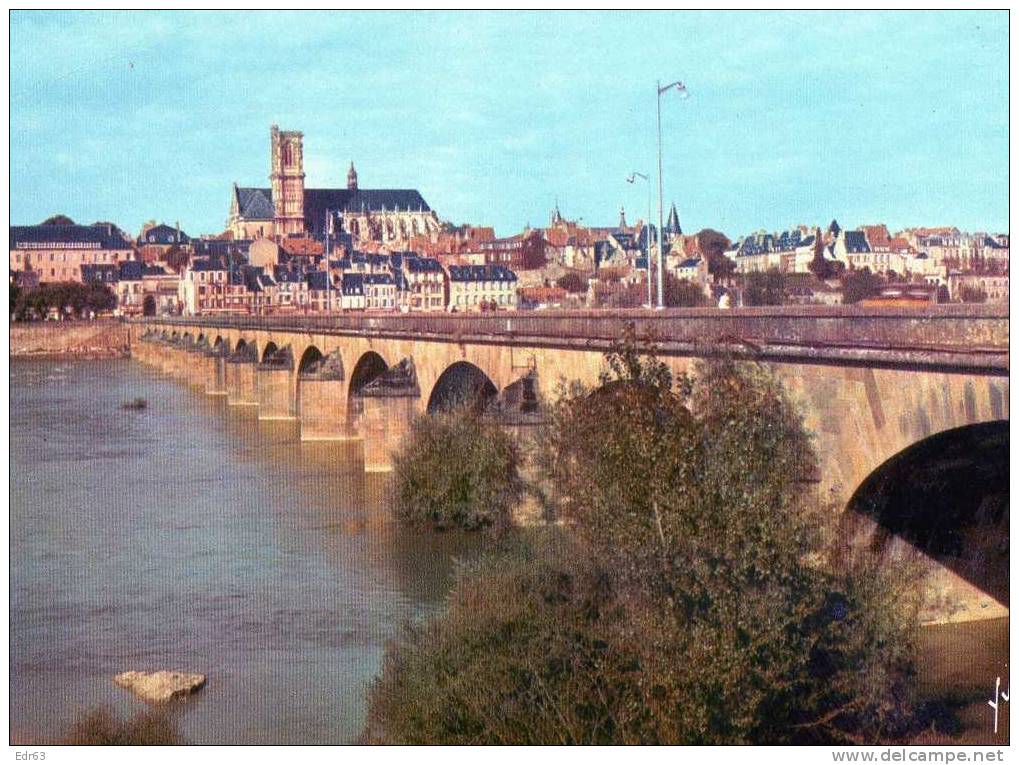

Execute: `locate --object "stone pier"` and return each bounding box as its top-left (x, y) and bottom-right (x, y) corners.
top-left (226, 345), bottom-right (259, 407)
top-left (297, 350), bottom-right (349, 440)
top-left (256, 345), bottom-right (295, 420)
top-left (204, 352), bottom-right (228, 395)
top-left (358, 396), bottom-right (418, 472)
top-left (257, 366), bottom-right (295, 420)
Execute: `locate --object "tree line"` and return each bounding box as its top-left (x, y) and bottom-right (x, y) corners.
top-left (10, 281), bottom-right (117, 320)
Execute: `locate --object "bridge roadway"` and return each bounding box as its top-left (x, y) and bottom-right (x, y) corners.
top-left (135, 304), bottom-right (1008, 375)
top-left (132, 305), bottom-right (1009, 623)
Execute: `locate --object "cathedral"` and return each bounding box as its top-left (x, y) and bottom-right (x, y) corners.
top-left (227, 125), bottom-right (441, 244)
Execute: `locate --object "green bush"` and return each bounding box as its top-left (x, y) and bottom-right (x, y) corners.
top-left (365, 538), bottom-right (653, 744)
top-left (368, 328), bottom-right (921, 744)
top-left (391, 410), bottom-right (523, 531)
top-left (65, 706), bottom-right (182, 745)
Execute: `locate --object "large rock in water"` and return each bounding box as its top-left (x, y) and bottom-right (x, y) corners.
top-left (113, 671), bottom-right (207, 703)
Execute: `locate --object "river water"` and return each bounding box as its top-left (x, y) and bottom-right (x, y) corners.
top-left (10, 358), bottom-right (478, 744)
top-left (10, 358), bottom-right (1009, 745)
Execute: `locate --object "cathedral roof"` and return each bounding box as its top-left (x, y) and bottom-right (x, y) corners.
top-left (234, 187), bottom-right (433, 234)
top-left (234, 187), bottom-right (275, 220)
top-left (304, 189), bottom-right (431, 234)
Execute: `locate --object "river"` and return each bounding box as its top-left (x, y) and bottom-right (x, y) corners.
top-left (9, 358), bottom-right (1008, 745)
top-left (10, 357), bottom-right (480, 744)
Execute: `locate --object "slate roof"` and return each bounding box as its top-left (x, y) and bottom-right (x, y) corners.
top-left (273, 265), bottom-right (303, 284)
top-left (364, 273), bottom-right (395, 286)
top-left (306, 271), bottom-right (331, 291)
top-left (342, 272), bottom-right (364, 295)
top-left (191, 238), bottom-right (252, 259)
top-left (139, 223), bottom-right (190, 245)
top-left (81, 264), bottom-right (119, 283)
top-left (11, 224), bottom-right (131, 250)
top-left (734, 229), bottom-right (815, 257)
top-left (447, 264), bottom-right (518, 282)
top-left (843, 230), bottom-right (871, 254)
top-left (190, 257), bottom-right (228, 272)
top-left (233, 186), bottom-right (275, 220)
top-left (403, 256), bottom-right (443, 273)
top-left (678, 257), bottom-right (702, 269)
top-left (233, 187), bottom-right (432, 235)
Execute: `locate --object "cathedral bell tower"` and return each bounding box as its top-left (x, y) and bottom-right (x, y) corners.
top-left (270, 125), bottom-right (306, 238)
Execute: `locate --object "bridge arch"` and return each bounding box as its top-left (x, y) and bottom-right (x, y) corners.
top-left (346, 351), bottom-right (389, 422)
top-left (426, 361), bottom-right (498, 414)
top-left (261, 341), bottom-right (280, 364)
top-left (846, 420), bottom-right (1008, 612)
top-left (297, 345), bottom-right (325, 375)
top-left (293, 345), bottom-right (326, 417)
top-left (349, 351), bottom-right (389, 395)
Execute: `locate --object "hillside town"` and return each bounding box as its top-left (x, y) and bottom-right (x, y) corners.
top-left (9, 126), bottom-right (1009, 318)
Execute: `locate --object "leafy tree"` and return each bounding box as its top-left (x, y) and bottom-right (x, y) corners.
top-left (368, 328), bottom-right (922, 744)
top-left (163, 244), bottom-right (191, 273)
top-left (10, 282), bottom-right (21, 316)
top-left (13, 282), bottom-right (116, 320)
top-left (84, 281), bottom-right (118, 313)
top-left (391, 409), bottom-right (523, 531)
top-left (556, 272), bottom-right (588, 294)
top-left (614, 273), bottom-right (707, 309)
top-left (936, 285), bottom-right (951, 304)
top-left (808, 229), bottom-right (842, 281)
top-left (743, 268), bottom-right (788, 306)
top-left (41, 214), bottom-right (74, 225)
top-left (841, 268), bottom-right (884, 304)
top-left (663, 274), bottom-right (709, 307)
top-left (695, 228), bottom-right (735, 281)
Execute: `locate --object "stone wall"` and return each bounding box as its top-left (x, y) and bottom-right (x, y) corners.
top-left (9, 320), bottom-right (131, 358)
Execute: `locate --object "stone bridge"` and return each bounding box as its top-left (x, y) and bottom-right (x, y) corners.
top-left (130, 306), bottom-right (1008, 622)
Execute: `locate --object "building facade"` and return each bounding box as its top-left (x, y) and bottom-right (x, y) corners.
top-left (10, 224), bottom-right (135, 283)
top-left (447, 264), bottom-right (518, 311)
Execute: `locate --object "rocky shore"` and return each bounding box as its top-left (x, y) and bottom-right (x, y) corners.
top-left (9, 320), bottom-right (131, 359)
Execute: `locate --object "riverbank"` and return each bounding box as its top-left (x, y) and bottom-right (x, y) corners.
top-left (9, 320), bottom-right (131, 359)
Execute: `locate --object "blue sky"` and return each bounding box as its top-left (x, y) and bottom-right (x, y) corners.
top-left (10, 10), bottom-right (1009, 239)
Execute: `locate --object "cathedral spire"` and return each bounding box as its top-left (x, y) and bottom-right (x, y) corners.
top-left (619, 206), bottom-right (627, 230)
top-left (550, 198), bottom-right (563, 226)
top-left (347, 162), bottom-right (358, 191)
top-left (665, 202), bottom-right (682, 236)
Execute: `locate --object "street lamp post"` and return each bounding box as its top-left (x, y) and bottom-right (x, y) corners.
top-left (324, 209), bottom-right (332, 315)
top-left (656, 79), bottom-right (688, 309)
top-left (627, 171), bottom-right (653, 308)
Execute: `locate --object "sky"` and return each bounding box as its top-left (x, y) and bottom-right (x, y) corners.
top-left (9, 10), bottom-right (1009, 239)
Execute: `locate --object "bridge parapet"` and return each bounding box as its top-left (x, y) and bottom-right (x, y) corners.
top-left (136, 306), bottom-right (1008, 375)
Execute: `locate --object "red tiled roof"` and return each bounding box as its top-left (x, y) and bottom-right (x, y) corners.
top-left (280, 238), bottom-right (324, 256)
top-left (861, 224), bottom-right (891, 248)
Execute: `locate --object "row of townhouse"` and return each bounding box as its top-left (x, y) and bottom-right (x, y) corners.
top-left (178, 252), bottom-right (519, 316)
top-left (725, 220), bottom-right (1009, 282)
